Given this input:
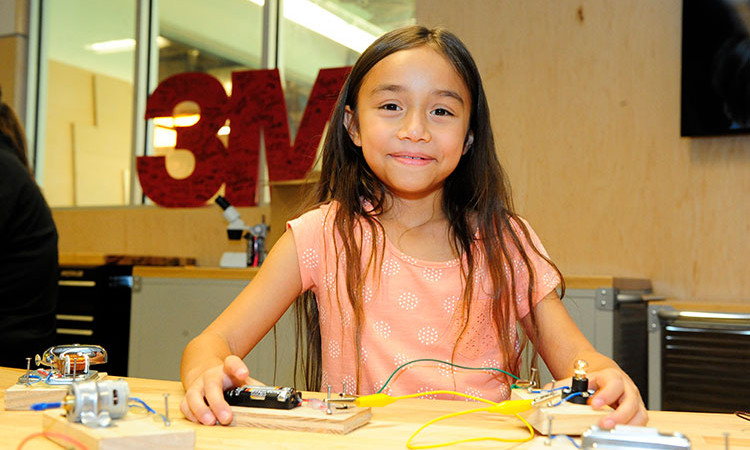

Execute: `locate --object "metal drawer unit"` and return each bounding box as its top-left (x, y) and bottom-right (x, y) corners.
top-left (648, 306), bottom-right (750, 412)
top-left (57, 265), bottom-right (133, 377)
top-left (534, 278), bottom-right (656, 407)
top-left (561, 286), bottom-right (651, 405)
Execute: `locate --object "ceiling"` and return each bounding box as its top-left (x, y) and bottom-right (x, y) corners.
top-left (44, 0), bottom-right (415, 86)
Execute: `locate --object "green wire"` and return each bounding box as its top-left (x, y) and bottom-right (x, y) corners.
top-left (377, 358), bottom-right (520, 393)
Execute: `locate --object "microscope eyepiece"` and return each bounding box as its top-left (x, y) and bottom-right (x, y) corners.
top-left (215, 195), bottom-right (231, 210)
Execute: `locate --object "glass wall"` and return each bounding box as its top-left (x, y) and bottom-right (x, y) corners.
top-left (152, 0), bottom-right (264, 184)
top-left (34, 0), bottom-right (415, 207)
top-left (39, 0), bottom-right (136, 207)
top-left (280, 0), bottom-right (414, 146)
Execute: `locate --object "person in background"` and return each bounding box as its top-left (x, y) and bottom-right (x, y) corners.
top-left (181, 25), bottom-right (647, 428)
top-left (0, 85), bottom-right (59, 369)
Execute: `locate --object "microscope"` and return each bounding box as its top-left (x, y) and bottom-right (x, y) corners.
top-left (215, 195), bottom-right (268, 268)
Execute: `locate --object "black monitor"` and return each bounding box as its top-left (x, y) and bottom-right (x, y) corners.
top-left (681, 0), bottom-right (750, 136)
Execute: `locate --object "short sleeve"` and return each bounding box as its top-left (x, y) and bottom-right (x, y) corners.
top-left (286, 204), bottom-right (334, 292)
top-left (509, 217), bottom-right (561, 319)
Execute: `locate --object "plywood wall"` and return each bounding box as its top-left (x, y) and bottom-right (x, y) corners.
top-left (0, 34), bottom-right (28, 124)
top-left (42, 60), bottom-right (133, 206)
top-left (0, 0), bottom-right (29, 125)
top-left (416, 0), bottom-right (749, 303)
top-left (53, 205), bottom-right (271, 267)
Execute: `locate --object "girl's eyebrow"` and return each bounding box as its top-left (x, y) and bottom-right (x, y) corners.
top-left (434, 89), bottom-right (465, 105)
top-left (369, 84), bottom-right (465, 104)
top-left (369, 84), bottom-right (404, 95)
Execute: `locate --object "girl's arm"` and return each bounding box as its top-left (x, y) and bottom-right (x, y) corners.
top-left (180, 229), bottom-right (304, 425)
top-left (521, 290), bottom-right (648, 427)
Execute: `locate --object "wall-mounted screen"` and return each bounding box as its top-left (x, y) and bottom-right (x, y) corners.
top-left (681, 0), bottom-right (750, 136)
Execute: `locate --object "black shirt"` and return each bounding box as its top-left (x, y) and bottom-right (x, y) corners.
top-left (0, 135), bottom-right (58, 368)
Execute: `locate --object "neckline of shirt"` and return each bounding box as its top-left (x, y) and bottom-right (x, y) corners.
top-left (355, 198), bottom-right (470, 269)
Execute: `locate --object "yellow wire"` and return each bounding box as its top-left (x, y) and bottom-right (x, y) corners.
top-left (389, 390), bottom-right (535, 449)
top-left (393, 390), bottom-right (497, 405)
top-left (406, 411), bottom-right (535, 449)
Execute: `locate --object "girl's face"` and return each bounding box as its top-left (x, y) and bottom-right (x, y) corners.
top-left (345, 46), bottom-right (472, 201)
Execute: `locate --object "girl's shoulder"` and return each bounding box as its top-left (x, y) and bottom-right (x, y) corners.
top-left (501, 214), bottom-right (550, 258)
top-left (291, 200), bottom-right (339, 222)
top-left (287, 200), bottom-right (345, 235)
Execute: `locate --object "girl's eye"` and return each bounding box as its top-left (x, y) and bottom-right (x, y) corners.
top-left (380, 103), bottom-right (401, 111)
top-left (433, 108), bottom-right (453, 116)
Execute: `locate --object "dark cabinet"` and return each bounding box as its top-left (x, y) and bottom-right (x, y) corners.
top-left (56, 265), bottom-right (132, 377)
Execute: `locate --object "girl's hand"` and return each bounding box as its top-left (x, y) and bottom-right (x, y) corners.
top-left (180, 355), bottom-right (263, 425)
top-left (587, 367), bottom-right (648, 427)
top-left (549, 368), bottom-right (648, 428)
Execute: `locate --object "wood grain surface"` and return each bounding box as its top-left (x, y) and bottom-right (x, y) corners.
top-left (1, 367), bottom-right (748, 449)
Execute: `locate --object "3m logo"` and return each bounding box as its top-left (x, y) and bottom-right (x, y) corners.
top-left (137, 67), bottom-right (350, 207)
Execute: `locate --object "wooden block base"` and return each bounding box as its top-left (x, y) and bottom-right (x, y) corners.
top-left (4, 372), bottom-right (107, 411)
top-left (43, 409), bottom-right (195, 449)
top-left (510, 389), bottom-right (610, 436)
top-left (231, 404), bottom-right (372, 434)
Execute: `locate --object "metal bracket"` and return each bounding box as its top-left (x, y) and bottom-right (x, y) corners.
top-left (647, 304), bottom-right (676, 332)
top-left (595, 288), bottom-right (616, 311)
top-left (132, 275), bottom-right (142, 293)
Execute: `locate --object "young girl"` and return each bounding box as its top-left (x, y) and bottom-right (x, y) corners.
top-left (180, 25), bottom-right (647, 428)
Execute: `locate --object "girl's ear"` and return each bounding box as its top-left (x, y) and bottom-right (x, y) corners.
top-left (343, 106), bottom-right (362, 147)
top-left (462, 131), bottom-right (474, 155)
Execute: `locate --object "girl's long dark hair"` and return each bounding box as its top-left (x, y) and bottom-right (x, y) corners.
top-left (294, 25), bottom-right (564, 392)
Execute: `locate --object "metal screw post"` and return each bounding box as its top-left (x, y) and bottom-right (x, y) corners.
top-left (164, 393), bottom-right (171, 426)
top-left (25, 358), bottom-right (31, 387)
top-left (544, 416), bottom-right (554, 445)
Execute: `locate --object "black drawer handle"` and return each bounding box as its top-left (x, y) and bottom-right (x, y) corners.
top-left (56, 328), bottom-right (94, 336)
top-left (56, 314), bottom-right (94, 322)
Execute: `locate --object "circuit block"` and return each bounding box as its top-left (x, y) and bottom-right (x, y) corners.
top-left (4, 372), bottom-right (107, 411)
top-left (510, 388), bottom-right (610, 436)
top-left (230, 404), bottom-right (372, 434)
top-left (42, 408), bottom-right (195, 449)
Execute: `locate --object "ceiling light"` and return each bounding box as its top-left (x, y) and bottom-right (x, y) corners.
top-left (248, 0), bottom-right (382, 53)
top-left (86, 36), bottom-right (170, 54)
top-left (151, 114), bottom-right (200, 128)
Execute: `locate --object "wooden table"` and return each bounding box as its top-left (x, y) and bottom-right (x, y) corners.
top-left (2, 367), bottom-right (748, 449)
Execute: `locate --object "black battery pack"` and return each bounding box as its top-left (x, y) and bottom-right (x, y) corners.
top-left (224, 385), bottom-right (302, 410)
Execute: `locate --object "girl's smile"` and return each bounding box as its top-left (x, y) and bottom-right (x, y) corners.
top-left (345, 46), bottom-right (472, 200)
top-left (389, 151), bottom-right (434, 165)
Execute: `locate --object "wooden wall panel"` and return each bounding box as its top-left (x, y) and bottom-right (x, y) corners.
top-left (53, 205), bottom-right (270, 267)
top-left (416, 0), bottom-right (748, 303)
top-left (42, 60), bottom-right (96, 205)
top-left (0, 36), bottom-right (22, 113)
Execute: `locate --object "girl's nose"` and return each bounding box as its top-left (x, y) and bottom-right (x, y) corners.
top-left (397, 111), bottom-right (431, 142)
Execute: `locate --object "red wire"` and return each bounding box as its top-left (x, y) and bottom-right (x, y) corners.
top-left (16, 431), bottom-right (88, 450)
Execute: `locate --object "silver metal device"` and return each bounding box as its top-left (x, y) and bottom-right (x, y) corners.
top-left (582, 425), bottom-right (691, 449)
top-left (17, 344), bottom-right (108, 385)
top-left (35, 344), bottom-right (107, 384)
top-left (63, 379), bottom-right (130, 428)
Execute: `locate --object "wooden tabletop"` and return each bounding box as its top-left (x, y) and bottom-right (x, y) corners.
top-left (2, 367), bottom-right (749, 449)
top-left (563, 276), bottom-right (652, 291)
top-left (132, 265), bottom-right (259, 280)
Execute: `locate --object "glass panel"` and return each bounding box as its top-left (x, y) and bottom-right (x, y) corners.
top-left (153, 0), bottom-right (264, 181)
top-left (279, 0), bottom-right (415, 144)
top-left (41, 0), bottom-right (137, 207)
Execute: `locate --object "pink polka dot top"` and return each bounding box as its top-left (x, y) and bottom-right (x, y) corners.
top-left (287, 201), bottom-right (560, 402)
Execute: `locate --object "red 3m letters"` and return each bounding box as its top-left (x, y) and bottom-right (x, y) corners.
top-left (137, 67), bottom-right (350, 207)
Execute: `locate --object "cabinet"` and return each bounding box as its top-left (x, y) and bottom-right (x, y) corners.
top-left (57, 265), bottom-right (133, 377)
top-left (647, 302), bottom-right (750, 412)
top-left (128, 267), bottom-right (298, 386)
top-left (535, 277), bottom-right (655, 406)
